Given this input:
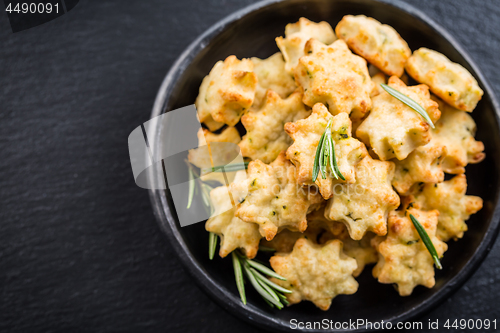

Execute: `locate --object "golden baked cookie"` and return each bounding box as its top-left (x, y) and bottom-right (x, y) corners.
top-left (239, 89), bottom-right (310, 163)
top-left (195, 55), bottom-right (257, 127)
top-left (406, 174), bottom-right (483, 241)
top-left (230, 151), bottom-right (324, 240)
top-left (294, 39), bottom-right (374, 120)
top-left (356, 76), bottom-right (440, 160)
top-left (336, 15), bottom-right (411, 77)
top-left (251, 52), bottom-right (297, 108)
top-left (325, 155), bottom-right (400, 240)
top-left (270, 238), bottom-right (358, 310)
top-left (406, 48), bottom-right (483, 112)
top-left (372, 208), bottom-right (447, 296)
top-left (276, 17), bottom-right (336, 73)
top-left (205, 171), bottom-right (261, 259)
top-left (285, 103), bottom-right (367, 199)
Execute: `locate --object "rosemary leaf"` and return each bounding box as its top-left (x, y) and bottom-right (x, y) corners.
top-left (194, 176), bottom-right (199, 198)
top-left (202, 182), bottom-right (214, 192)
top-left (312, 129), bottom-right (326, 182)
top-left (328, 131), bottom-right (345, 181)
top-left (317, 131), bottom-right (327, 180)
top-left (242, 263), bottom-right (283, 308)
top-left (209, 232), bottom-right (218, 260)
top-left (246, 259), bottom-right (286, 281)
top-left (234, 249), bottom-right (246, 259)
top-left (186, 166), bottom-right (195, 209)
top-left (231, 252), bottom-right (289, 309)
top-left (186, 160), bottom-right (207, 211)
top-left (409, 214), bottom-right (442, 269)
top-left (263, 298), bottom-right (274, 308)
top-left (325, 130), bottom-right (338, 180)
top-left (252, 268), bottom-right (292, 294)
top-left (258, 246), bottom-right (276, 252)
top-left (312, 119), bottom-right (346, 182)
top-left (187, 161), bottom-right (200, 178)
top-left (277, 292), bottom-right (290, 306)
top-left (201, 182), bottom-right (215, 215)
top-left (202, 162), bottom-right (249, 174)
top-left (232, 252), bottom-right (247, 304)
top-left (245, 257), bottom-right (268, 267)
top-left (258, 283), bottom-right (283, 309)
top-left (322, 139), bottom-right (329, 172)
top-left (200, 184), bottom-right (210, 208)
top-left (250, 268), bottom-right (281, 303)
top-left (381, 83), bottom-right (435, 129)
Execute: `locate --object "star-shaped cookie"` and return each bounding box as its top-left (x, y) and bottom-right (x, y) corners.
top-left (269, 238), bottom-right (358, 310)
top-left (392, 143), bottom-right (446, 195)
top-left (294, 39), bottom-right (374, 120)
top-left (325, 155), bottom-right (400, 240)
top-left (276, 17), bottom-right (337, 73)
top-left (406, 174), bottom-right (483, 241)
top-left (239, 89), bottom-right (310, 163)
top-left (356, 76), bottom-right (440, 160)
top-left (205, 171), bottom-right (261, 258)
top-left (230, 151), bottom-right (324, 240)
top-left (251, 52), bottom-right (297, 108)
top-left (195, 55), bottom-right (257, 127)
top-left (432, 98), bottom-right (485, 174)
top-left (285, 103), bottom-right (367, 199)
top-left (372, 207), bottom-right (447, 296)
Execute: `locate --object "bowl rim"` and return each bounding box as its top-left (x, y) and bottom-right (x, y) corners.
top-left (148, 0), bottom-right (500, 331)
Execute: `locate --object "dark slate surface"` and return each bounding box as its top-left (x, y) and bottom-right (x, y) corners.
top-left (0, 0), bottom-right (499, 332)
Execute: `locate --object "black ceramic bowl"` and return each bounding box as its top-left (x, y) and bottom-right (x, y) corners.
top-left (148, 0), bottom-right (500, 331)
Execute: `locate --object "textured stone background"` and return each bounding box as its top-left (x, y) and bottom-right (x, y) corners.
top-left (1, 0), bottom-right (499, 332)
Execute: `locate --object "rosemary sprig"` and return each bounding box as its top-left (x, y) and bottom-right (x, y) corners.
top-left (381, 83), bottom-right (435, 129)
top-left (409, 214), bottom-right (442, 269)
top-left (242, 263), bottom-right (283, 309)
top-left (209, 232), bottom-right (218, 260)
top-left (202, 162), bottom-right (249, 174)
top-left (185, 160), bottom-right (214, 215)
top-left (187, 165), bottom-right (195, 209)
top-left (312, 126), bottom-right (326, 181)
top-left (251, 268), bottom-right (292, 295)
top-left (312, 119), bottom-right (345, 182)
top-left (325, 124), bottom-right (343, 180)
top-left (200, 183), bottom-right (213, 210)
top-left (258, 246), bottom-right (276, 252)
top-left (186, 161), bottom-right (218, 260)
top-left (232, 252), bottom-right (246, 304)
top-left (276, 291), bottom-right (290, 306)
top-left (246, 258), bottom-right (286, 280)
top-left (232, 251), bottom-right (291, 309)
top-left (193, 159), bottom-right (291, 306)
